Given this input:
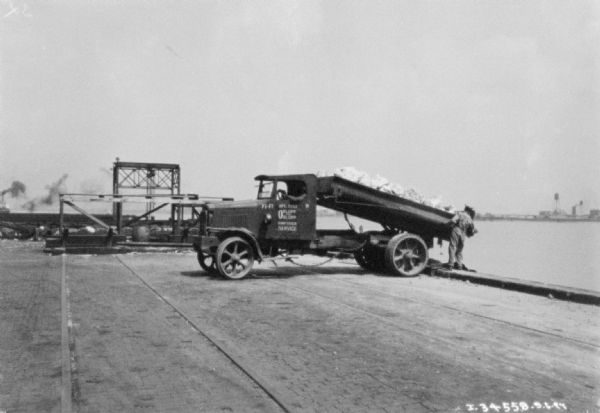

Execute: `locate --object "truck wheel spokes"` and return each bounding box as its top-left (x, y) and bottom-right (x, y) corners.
top-left (385, 234), bottom-right (428, 276)
top-left (216, 237), bottom-right (255, 280)
top-left (394, 248), bottom-right (408, 262)
top-left (395, 240), bottom-right (422, 272)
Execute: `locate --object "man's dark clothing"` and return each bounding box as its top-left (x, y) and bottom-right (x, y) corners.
top-left (448, 211), bottom-right (476, 268)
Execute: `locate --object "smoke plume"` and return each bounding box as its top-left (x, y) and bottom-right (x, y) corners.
top-left (22, 174), bottom-right (69, 212)
top-left (1, 181), bottom-right (26, 198)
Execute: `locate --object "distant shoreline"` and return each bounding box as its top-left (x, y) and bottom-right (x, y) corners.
top-left (477, 215), bottom-right (600, 222)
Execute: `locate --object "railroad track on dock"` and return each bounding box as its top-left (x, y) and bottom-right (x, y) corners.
top-left (113, 256), bottom-right (293, 413)
top-left (60, 254), bottom-right (293, 413)
top-left (60, 255), bottom-right (597, 412)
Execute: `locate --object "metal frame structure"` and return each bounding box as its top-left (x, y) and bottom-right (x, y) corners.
top-left (58, 193), bottom-right (233, 239)
top-left (112, 160), bottom-right (181, 233)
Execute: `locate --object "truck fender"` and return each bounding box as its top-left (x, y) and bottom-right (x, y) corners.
top-left (215, 228), bottom-right (263, 262)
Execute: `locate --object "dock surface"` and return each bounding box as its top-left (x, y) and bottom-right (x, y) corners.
top-left (1, 241), bottom-right (599, 412)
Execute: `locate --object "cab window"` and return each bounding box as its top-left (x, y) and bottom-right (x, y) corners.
top-left (286, 181), bottom-right (306, 198)
top-left (275, 181), bottom-right (290, 200)
top-left (257, 181), bottom-right (275, 199)
top-left (276, 180), bottom-right (306, 202)
top-left (258, 179), bottom-right (306, 201)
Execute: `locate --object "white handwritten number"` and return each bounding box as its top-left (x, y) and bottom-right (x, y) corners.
top-left (489, 403), bottom-right (501, 412)
top-left (462, 400), bottom-right (566, 412)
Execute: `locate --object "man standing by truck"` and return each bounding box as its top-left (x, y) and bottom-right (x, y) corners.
top-left (444, 205), bottom-right (478, 271)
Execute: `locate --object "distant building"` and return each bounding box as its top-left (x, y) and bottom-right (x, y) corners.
top-left (571, 201), bottom-right (585, 216)
top-left (539, 209), bottom-right (567, 218)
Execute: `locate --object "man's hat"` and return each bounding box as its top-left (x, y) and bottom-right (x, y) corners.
top-left (464, 205), bottom-right (476, 218)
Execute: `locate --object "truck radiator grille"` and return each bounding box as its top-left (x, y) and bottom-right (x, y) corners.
top-left (212, 214), bottom-right (248, 228)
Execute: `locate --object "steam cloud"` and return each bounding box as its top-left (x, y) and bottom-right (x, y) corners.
top-left (22, 174), bottom-right (68, 212)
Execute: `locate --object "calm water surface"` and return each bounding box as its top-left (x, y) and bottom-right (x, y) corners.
top-left (317, 215), bottom-right (600, 292)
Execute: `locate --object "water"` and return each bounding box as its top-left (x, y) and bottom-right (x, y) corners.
top-left (317, 215), bottom-right (600, 292)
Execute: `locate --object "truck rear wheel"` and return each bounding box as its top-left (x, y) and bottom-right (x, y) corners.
top-left (354, 245), bottom-right (385, 271)
top-left (216, 236), bottom-right (255, 280)
top-left (385, 233), bottom-right (428, 276)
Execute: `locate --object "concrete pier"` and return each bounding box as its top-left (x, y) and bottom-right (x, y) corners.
top-left (431, 268), bottom-right (600, 306)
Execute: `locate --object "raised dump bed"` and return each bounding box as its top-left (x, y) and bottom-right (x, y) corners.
top-left (316, 176), bottom-right (454, 242)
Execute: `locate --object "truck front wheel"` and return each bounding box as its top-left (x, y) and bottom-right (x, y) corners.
top-left (216, 237), bottom-right (255, 280)
top-left (197, 251), bottom-right (217, 274)
top-left (385, 234), bottom-right (428, 276)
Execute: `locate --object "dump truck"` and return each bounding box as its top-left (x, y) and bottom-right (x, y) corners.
top-left (193, 174), bottom-right (455, 279)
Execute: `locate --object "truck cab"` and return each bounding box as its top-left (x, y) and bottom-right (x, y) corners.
top-left (254, 174), bottom-right (317, 241)
top-left (194, 174), bottom-right (319, 278)
top-left (202, 174), bottom-right (317, 242)
top-left (195, 172), bottom-right (440, 280)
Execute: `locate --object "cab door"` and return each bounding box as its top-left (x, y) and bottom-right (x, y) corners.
top-left (263, 179), bottom-right (316, 240)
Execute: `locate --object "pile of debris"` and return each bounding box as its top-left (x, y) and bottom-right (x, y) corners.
top-left (321, 167), bottom-right (456, 213)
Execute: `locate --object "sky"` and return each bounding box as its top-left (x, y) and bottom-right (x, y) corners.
top-left (1, 0), bottom-right (598, 214)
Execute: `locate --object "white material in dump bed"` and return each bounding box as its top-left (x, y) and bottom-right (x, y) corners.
top-left (322, 167), bottom-right (456, 213)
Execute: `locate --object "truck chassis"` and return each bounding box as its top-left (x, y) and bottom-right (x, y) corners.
top-left (193, 174), bottom-right (453, 279)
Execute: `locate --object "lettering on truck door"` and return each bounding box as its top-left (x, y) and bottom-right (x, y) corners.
top-left (266, 180), bottom-right (315, 240)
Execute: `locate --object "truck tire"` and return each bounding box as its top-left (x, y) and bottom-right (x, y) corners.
top-left (216, 236), bottom-right (255, 280)
top-left (354, 245), bottom-right (385, 271)
top-left (384, 233), bottom-right (428, 276)
top-left (197, 251), bottom-right (217, 274)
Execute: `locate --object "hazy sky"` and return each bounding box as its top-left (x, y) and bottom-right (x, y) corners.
top-left (1, 0), bottom-right (598, 214)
